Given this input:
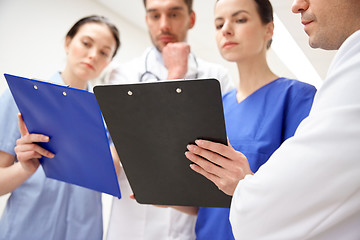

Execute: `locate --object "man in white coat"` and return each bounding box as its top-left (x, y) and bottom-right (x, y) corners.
top-left (106, 0), bottom-right (234, 239)
top-left (184, 0), bottom-right (360, 239)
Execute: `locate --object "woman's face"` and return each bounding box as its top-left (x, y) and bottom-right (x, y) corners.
top-left (214, 0), bottom-right (273, 62)
top-left (65, 22), bottom-right (116, 81)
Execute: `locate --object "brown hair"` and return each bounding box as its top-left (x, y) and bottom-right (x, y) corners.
top-left (143, 0), bottom-right (193, 13)
top-left (66, 15), bottom-right (120, 57)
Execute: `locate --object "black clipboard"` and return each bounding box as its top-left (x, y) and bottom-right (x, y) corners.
top-left (4, 73), bottom-right (121, 198)
top-left (94, 79), bottom-right (231, 207)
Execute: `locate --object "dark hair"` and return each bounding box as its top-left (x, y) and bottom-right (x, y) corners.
top-left (216, 0), bottom-right (273, 48)
top-left (253, 0), bottom-right (273, 25)
top-left (143, 0), bottom-right (193, 13)
top-left (66, 15), bottom-right (120, 57)
top-left (254, 0), bottom-right (273, 49)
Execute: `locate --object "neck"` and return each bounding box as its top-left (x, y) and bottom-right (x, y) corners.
top-left (61, 67), bottom-right (88, 90)
top-left (235, 54), bottom-right (278, 103)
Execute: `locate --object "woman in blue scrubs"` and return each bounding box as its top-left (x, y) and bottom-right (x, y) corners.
top-left (0, 15), bottom-right (120, 240)
top-left (184, 0), bottom-right (317, 239)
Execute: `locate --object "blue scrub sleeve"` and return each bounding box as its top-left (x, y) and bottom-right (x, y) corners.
top-left (283, 84), bottom-right (316, 139)
top-left (0, 89), bottom-right (21, 155)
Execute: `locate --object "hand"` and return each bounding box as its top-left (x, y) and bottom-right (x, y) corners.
top-left (14, 114), bottom-right (54, 174)
top-left (110, 146), bottom-right (121, 176)
top-left (129, 193), bottom-right (167, 207)
top-left (162, 42), bottom-right (190, 79)
top-left (130, 194), bottom-right (197, 215)
top-left (185, 139), bottom-right (253, 196)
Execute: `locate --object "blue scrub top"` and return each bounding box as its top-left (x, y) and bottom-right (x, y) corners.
top-left (195, 78), bottom-right (317, 240)
top-left (0, 73), bottom-right (103, 240)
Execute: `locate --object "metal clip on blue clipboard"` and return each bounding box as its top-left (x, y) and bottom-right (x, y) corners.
top-left (4, 73), bottom-right (121, 198)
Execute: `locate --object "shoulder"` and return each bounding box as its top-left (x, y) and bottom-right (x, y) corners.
top-left (222, 88), bottom-right (236, 99)
top-left (196, 58), bottom-right (228, 75)
top-left (0, 89), bottom-right (20, 155)
top-left (109, 49), bottom-right (153, 84)
top-left (109, 58), bottom-right (143, 84)
top-left (263, 78), bottom-right (316, 113)
top-left (0, 88), bottom-right (18, 112)
top-left (272, 78), bottom-right (317, 96)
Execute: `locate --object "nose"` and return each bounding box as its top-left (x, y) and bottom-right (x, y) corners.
top-left (160, 15), bottom-right (171, 32)
top-left (88, 47), bottom-right (97, 60)
top-left (292, 0), bottom-right (309, 13)
top-left (221, 21), bottom-right (233, 37)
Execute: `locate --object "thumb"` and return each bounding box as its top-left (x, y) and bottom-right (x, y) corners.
top-left (227, 137), bottom-right (235, 150)
top-left (18, 113), bottom-right (29, 137)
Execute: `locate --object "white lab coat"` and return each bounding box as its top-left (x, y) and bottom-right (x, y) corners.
top-left (230, 30), bottom-right (360, 239)
top-left (108, 47), bottom-right (234, 94)
top-left (106, 47), bottom-right (234, 240)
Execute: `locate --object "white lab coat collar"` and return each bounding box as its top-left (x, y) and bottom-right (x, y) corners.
top-left (327, 29), bottom-right (360, 78)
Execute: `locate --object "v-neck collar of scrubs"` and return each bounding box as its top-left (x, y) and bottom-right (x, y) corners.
top-left (235, 77), bottom-right (284, 104)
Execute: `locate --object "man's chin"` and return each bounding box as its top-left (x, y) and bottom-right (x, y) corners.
top-left (155, 42), bottom-right (170, 52)
top-left (308, 36), bottom-right (321, 49)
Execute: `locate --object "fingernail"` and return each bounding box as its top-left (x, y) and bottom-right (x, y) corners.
top-left (187, 144), bottom-right (195, 151)
top-left (48, 153), bottom-right (55, 158)
top-left (195, 139), bottom-right (203, 145)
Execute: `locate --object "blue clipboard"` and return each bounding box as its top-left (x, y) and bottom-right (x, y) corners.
top-left (4, 73), bottom-right (121, 198)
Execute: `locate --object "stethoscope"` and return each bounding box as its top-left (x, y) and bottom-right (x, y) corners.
top-left (139, 48), bottom-right (199, 82)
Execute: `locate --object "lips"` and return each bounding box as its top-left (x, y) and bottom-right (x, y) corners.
top-left (159, 35), bottom-right (174, 43)
top-left (301, 19), bottom-right (314, 34)
top-left (223, 42), bottom-right (238, 49)
top-left (82, 62), bottom-right (95, 70)
top-left (301, 20), bottom-right (313, 26)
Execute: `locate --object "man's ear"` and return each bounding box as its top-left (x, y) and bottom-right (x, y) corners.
top-left (189, 11), bottom-right (196, 29)
top-left (145, 14), bottom-right (149, 26)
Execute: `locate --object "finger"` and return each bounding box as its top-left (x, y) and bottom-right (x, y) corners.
top-left (185, 151), bottom-right (223, 177)
top-left (195, 139), bottom-right (240, 160)
top-left (187, 144), bottom-right (231, 170)
top-left (17, 113), bottom-right (29, 137)
top-left (227, 138), bottom-right (235, 150)
top-left (16, 150), bottom-right (42, 162)
top-left (16, 133), bottom-right (50, 145)
top-left (15, 142), bottom-right (54, 159)
top-left (189, 163), bottom-right (222, 190)
top-left (155, 205), bottom-right (169, 208)
top-left (190, 162), bottom-right (237, 196)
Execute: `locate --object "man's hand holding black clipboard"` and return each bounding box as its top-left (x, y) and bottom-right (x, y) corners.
top-left (186, 139), bottom-right (253, 196)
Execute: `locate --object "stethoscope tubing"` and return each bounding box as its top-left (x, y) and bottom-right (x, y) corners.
top-left (139, 48), bottom-right (199, 82)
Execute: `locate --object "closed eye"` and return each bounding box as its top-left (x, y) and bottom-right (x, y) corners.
top-left (236, 18), bottom-right (247, 23)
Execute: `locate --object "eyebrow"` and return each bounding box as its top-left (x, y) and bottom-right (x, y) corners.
top-left (147, 6), bottom-right (185, 13)
top-left (215, 10), bottom-right (249, 21)
top-left (82, 36), bottom-right (112, 50)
